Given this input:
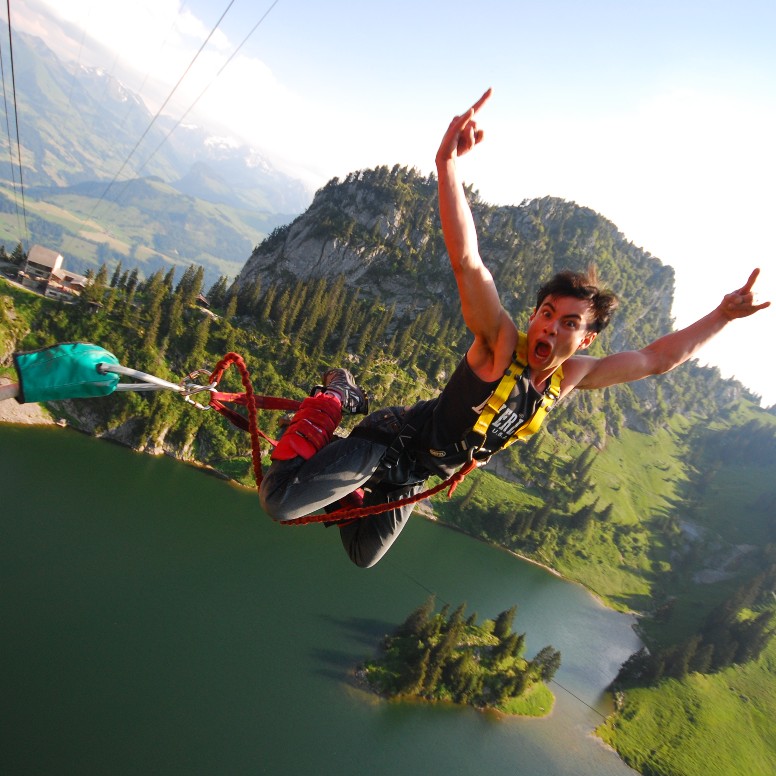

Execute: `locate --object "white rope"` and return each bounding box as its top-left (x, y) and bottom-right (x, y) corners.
top-left (98, 363), bottom-right (184, 392)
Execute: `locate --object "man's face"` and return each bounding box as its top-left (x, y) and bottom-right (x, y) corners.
top-left (527, 295), bottom-right (598, 372)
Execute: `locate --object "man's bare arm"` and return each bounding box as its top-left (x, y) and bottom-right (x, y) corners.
top-left (567, 268), bottom-right (770, 391)
top-left (436, 89), bottom-right (517, 380)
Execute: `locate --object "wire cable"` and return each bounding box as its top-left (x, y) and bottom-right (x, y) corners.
top-left (89, 0), bottom-right (237, 218)
top-left (65, 2), bottom-right (92, 109)
top-left (119, 1), bottom-right (191, 127)
top-left (132, 0), bottom-right (281, 178)
top-left (550, 678), bottom-right (608, 720)
top-left (3, 0), bottom-right (28, 248)
top-left (0, 30), bottom-right (23, 242)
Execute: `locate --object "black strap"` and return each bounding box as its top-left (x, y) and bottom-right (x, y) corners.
top-left (349, 422), bottom-right (419, 470)
top-left (347, 425), bottom-right (396, 447)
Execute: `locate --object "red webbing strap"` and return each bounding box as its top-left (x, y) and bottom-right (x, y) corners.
top-left (206, 352), bottom-right (479, 525)
top-left (207, 352), bottom-right (303, 490)
top-left (210, 392), bottom-right (302, 411)
top-left (209, 392), bottom-right (302, 437)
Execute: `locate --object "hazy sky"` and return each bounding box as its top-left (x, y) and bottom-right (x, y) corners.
top-left (9, 0), bottom-right (776, 405)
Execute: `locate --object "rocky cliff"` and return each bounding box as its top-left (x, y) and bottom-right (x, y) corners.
top-left (235, 166), bottom-right (674, 349)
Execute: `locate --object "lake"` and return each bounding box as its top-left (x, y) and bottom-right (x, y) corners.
top-left (0, 423), bottom-right (640, 775)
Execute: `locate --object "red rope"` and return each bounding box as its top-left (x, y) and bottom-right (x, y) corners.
top-left (208, 352), bottom-right (271, 493)
top-left (206, 352), bottom-right (476, 526)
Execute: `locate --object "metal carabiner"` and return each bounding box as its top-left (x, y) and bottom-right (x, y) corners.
top-left (178, 368), bottom-right (218, 410)
top-left (467, 442), bottom-right (490, 467)
top-left (98, 363), bottom-right (217, 411)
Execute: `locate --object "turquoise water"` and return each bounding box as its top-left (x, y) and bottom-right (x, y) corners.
top-left (0, 424), bottom-right (639, 775)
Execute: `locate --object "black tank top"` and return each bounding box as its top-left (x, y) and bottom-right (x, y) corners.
top-left (415, 356), bottom-right (545, 477)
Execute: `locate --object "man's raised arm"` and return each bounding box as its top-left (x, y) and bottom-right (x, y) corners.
top-left (436, 89), bottom-right (517, 380)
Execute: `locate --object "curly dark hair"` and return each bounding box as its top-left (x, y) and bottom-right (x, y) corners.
top-left (535, 267), bottom-right (619, 333)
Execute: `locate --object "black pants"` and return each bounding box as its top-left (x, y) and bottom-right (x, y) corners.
top-left (260, 406), bottom-right (427, 568)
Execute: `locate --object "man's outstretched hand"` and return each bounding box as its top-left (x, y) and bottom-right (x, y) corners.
top-left (436, 88), bottom-right (492, 165)
top-left (720, 268), bottom-right (771, 320)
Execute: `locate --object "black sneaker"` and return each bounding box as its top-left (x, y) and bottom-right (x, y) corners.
top-left (314, 368), bottom-right (369, 415)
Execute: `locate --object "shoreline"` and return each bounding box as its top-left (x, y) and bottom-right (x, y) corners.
top-left (353, 666), bottom-right (555, 720)
top-left (1, 412), bottom-right (630, 764)
top-left (0, 399), bottom-right (633, 618)
top-left (429, 511), bottom-right (639, 616)
top-left (0, 400), bottom-right (638, 625)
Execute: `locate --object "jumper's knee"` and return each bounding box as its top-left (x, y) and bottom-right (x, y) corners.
top-left (271, 394), bottom-right (342, 461)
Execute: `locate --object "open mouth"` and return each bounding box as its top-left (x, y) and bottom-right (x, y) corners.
top-left (534, 341), bottom-right (552, 360)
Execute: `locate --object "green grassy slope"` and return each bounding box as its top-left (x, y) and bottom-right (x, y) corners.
top-left (597, 635), bottom-right (776, 776)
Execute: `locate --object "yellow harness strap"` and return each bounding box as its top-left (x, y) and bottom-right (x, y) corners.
top-left (470, 332), bottom-right (563, 452)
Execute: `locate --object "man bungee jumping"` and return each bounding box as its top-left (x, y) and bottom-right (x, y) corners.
top-left (258, 88), bottom-right (770, 567)
top-left (2, 90), bottom-right (769, 568)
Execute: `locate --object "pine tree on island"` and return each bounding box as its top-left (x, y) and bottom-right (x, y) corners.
top-left (360, 596), bottom-right (561, 716)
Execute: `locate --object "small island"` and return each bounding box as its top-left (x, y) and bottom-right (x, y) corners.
top-left (359, 596), bottom-right (561, 716)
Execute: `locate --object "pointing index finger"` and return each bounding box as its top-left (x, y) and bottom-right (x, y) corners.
top-left (741, 269), bottom-right (760, 294)
top-left (470, 88), bottom-right (492, 117)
